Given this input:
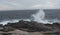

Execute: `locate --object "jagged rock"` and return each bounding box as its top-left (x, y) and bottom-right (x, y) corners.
top-left (3, 20), bottom-right (60, 32)
top-left (5, 20), bottom-right (53, 32)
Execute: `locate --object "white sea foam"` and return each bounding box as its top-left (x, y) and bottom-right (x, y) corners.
top-left (0, 19), bottom-right (31, 25)
top-left (0, 9), bottom-right (60, 25)
top-left (31, 9), bottom-right (49, 24)
top-left (31, 9), bottom-right (60, 24)
top-left (0, 19), bottom-right (20, 25)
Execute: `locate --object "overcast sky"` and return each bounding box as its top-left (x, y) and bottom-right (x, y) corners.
top-left (0, 0), bottom-right (60, 10)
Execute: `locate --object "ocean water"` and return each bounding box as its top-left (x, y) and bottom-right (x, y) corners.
top-left (0, 9), bottom-right (60, 25)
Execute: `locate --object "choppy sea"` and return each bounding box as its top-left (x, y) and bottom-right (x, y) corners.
top-left (0, 9), bottom-right (60, 25)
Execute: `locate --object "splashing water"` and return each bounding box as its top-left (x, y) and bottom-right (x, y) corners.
top-left (31, 9), bottom-right (49, 23)
top-left (0, 19), bottom-right (20, 25)
top-left (0, 9), bottom-right (60, 25)
top-left (0, 19), bottom-right (31, 25)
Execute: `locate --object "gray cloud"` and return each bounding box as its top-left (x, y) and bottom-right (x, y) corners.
top-left (0, 0), bottom-right (60, 10)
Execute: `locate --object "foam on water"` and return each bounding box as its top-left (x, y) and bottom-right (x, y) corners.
top-left (0, 19), bottom-right (20, 25)
top-left (0, 9), bottom-right (60, 25)
top-left (31, 9), bottom-right (49, 23)
top-left (31, 9), bottom-right (60, 24)
top-left (0, 19), bottom-right (31, 25)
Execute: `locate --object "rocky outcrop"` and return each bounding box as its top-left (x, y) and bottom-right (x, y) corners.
top-left (0, 20), bottom-right (59, 32)
top-left (45, 22), bottom-right (60, 30)
top-left (4, 20), bottom-right (53, 32)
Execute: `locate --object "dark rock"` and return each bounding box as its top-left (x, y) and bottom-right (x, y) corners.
top-left (3, 20), bottom-right (60, 32)
top-left (5, 20), bottom-right (53, 32)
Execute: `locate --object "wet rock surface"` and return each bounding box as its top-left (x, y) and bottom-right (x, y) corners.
top-left (3, 20), bottom-right (60, 32)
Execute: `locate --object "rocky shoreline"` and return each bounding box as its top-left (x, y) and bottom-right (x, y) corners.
top-left (0, 20), bottom-right (59, 32)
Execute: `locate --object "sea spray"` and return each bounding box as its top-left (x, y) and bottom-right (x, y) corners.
top-left (0, 19), bottom-right (20, 25)
top-left (0, 9), bottom-right (53, 25)
top-left (0, 19), bottom-right (31, 25)
top-left (31, 9), bottom-right (49, 23)
top-left (0, 9), bottom-right (60, 25)
top-left (31, 9), bottom-right (60, 24)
